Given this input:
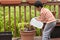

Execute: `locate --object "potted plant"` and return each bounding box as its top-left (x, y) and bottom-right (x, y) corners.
top-left (27, 0), bottom-right (48, 4)
top-left (18, 22), bottom-right (36, 40)
top-left (1, 0), bottom-right (21, 4)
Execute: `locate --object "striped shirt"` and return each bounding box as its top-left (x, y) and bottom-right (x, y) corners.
top-left (39, 8), bottom-right (56, 23)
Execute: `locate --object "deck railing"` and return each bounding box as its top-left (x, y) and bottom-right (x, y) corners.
top-left (0, 1), bottom-right (60, 37)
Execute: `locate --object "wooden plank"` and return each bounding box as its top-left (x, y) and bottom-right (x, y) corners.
top-left (12, 36), bottom-right (60, 40)
top-left (46, 1), bottom-right (60, 5)
top-left (24, 6), bottom-right (26, 22)
top-left (3, 6), bottom-right (6, 31)
top-left (49, 5), bottom-right (51, 11)
top-left (19, 6), bottom-right (21, 23)
top-left (56, 22), bottom-right (60, 26)
top-left (8, 6), bottom-right (11, 31)
top-left (34, 7), bottom-right (36, 17)
top-left (34, 36), bottom-right (60, 40)
top-left (14, 6), bottom-right (16, 37)
top-left (0, 1), bottom-right (60, 6)
top-left (58, 5), bottom-right (60, 19)
top-left (29, 6), bottom-right (31, 20)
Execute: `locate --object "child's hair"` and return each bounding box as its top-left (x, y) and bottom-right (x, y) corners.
top-left (34, 1), bottom-right (43, 8)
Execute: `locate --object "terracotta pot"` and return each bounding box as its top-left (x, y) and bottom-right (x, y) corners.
top-left (27, 0), bottom-right (48, 4)
top-left (20, 30), bottom-right (36, 40)
top-left (1, 0), bottom-right (21, 4)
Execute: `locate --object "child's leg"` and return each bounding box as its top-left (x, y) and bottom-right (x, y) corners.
top-left (42, 22), bottom-right (56, 40)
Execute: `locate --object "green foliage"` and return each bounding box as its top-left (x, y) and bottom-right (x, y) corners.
top-left (0, 7), bottom-right (4, 32)
top-left (35, 28), bottom-right (40, 36)
top-left (0, 5), bottom-right (58, 37)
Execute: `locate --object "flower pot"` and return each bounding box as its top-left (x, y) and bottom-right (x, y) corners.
top-left (1, 0), bottom-right (21, 5)
top-left (27, 0), bottom-right (48, 4)
top-left (20, 30), bottom-right (36, 40)
top-left (0, 32), bottom-right (12, 40)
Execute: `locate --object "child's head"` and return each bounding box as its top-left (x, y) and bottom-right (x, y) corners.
top-left (34, 1), bottom-right (43, 11)
top-left (34, 1), bottom-right (43, 8)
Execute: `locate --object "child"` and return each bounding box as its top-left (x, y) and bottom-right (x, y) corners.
top-left (34, 1), bottom-right (56, 40)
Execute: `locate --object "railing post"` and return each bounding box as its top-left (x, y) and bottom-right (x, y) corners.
top-left (29, 6), bottom-right (31, 20)
top-left (3, 6), bottom-right (6, 31)
top-left (19, 6), bottom-right (21, 23)
top-left (14, 6), bottom-right (16, 37)
top-left (8, 6), bottom-right (11, 31)
top-left (34, 7), bottom-right (37, 17)
top-left (24, 6), bottom-right (26, 22)
top-left (58, 5), bottom-right (60, 19)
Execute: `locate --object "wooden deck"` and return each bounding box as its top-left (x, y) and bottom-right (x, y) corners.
top-left (12, 36), bottom-right (60, 40)
top-left (34, 36), bottom-right (60, 40)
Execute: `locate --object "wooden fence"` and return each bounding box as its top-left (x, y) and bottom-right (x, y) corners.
top-left (0, 1), bottom-right (60, 37)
